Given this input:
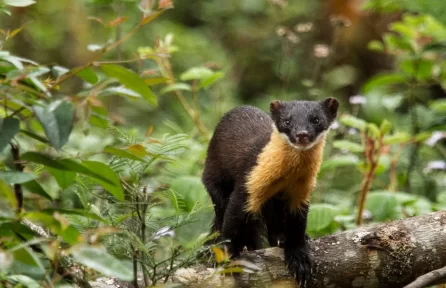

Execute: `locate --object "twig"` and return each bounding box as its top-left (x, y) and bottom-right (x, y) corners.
top-left (10, 143), bottom-right (24, 214)
top-left (404, 266), bottom-right (446, 288)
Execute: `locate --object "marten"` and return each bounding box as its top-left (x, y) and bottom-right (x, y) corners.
top-left (202, 98), bottom-right (339, 287)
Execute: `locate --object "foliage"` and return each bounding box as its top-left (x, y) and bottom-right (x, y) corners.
top-left (0, 0), bottom-right (445, 286)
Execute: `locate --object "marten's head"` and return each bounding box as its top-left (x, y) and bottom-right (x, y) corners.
top-left (270, 98), bottom-right (339, 150)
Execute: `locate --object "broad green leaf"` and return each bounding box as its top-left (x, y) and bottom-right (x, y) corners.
top-left (71, 245), bottom-right (133, 281)
top-left (104, 146), bottom-right (146, 162)
top-left (101, 64), bottom-right (156, 106)
top-left (170, 176), bottom-right (207, 212)
top-left (33, 100), bottom-right (74, 150)
top-left (75, 67), bottom-right (99, 85)
top-left (366, 191), bottom-right (397, 221)
top-left (437, 192), bottom-right (446, 204)
top-left (0, 179), bottom-right (16, 210)
top-left (0, 117), bottom-right (20, 152)
top-left (160, 83), bottom-right (192, 94)
top-left (46, 167), bottom-right (76, 190)
top-left (0, 171), bottom-right (35, 184)
top-left (307, 204), bottom-right (339, 231)
top-left (4, 0), bottom-right (36, 7)
top-left (383, 132), bottom-right (411, 145)
top-left (362, 73), bottom-right (406, 94)
top-left (180, 67), bottom-right (213, 81)
top-left (144, 77), bottom-right (171, 86)
top-left (99, 86), bottom-right (140, 98)
top-left (22, 180), bottom-right (52, 201)
top-left (393, 191), bottom-right (417, 206)
top-left (7, 275), bottom-right (39, 288)
top-left (21, 152), bottom-right (114, 185)
top-left (11, 246), bottom-right (44, 272)
top-left (320, 155), bottom-right (359, 170)
top-left (339, 115), bottom-right (367, 131)
top-left (333, 140), bottom-right (364, 153)
top-left (82, 161), bottom-right (124, 201)
top-left (199, 71), bottom-right (225, 89)
top-left (430, 99), bottom-right (446, 113)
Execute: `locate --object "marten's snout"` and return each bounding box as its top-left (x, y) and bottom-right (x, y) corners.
top-left (296, 132), bottom-right (310, 143)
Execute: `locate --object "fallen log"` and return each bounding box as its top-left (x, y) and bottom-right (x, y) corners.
top-left (163, 211), bottom-right (446, 288)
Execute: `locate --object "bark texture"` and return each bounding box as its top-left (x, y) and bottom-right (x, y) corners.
top-left (90, 211), bottom-right (446, 288)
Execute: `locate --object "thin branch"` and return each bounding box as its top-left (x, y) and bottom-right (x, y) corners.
top-left (10, 143), bottom-right (24, 214)
top-left (404, 266), bottom-right (446, 288)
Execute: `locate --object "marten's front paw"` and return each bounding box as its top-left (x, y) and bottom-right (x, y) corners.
top-left (285, 246), bottom-right (313, 288)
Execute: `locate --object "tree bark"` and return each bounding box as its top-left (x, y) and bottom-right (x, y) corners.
top-left (90, 211), bottom-right (446, 288)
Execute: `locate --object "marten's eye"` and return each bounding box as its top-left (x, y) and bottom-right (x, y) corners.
top-left (312, 117), bottom-right (320, 125)
top-left (284, 119), bottom-right (291, 127)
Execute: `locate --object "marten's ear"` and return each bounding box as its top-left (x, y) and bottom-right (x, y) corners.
top-left (270, 100), bottom-right (282, 113)
top-left (322, 97), bottom-right (339, 118)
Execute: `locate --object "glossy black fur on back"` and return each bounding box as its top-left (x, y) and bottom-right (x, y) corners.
top-left (202, 99), bottom-right (338, 287)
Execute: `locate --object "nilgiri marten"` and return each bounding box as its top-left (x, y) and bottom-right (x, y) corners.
top-left (202, 98), bottom-right (339, 286)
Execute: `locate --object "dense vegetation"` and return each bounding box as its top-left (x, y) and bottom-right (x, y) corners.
top-left (0, 0), bottom-right (445, 287)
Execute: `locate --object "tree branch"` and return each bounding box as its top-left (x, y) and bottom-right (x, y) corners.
top-left (404, 266), bottom-right (446, 288)
top-left (166, 211), bottom-right (446, 288)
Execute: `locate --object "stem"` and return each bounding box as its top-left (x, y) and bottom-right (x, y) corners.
top-left (355, 136), bottom-right (382, 226)
top-left (132, 245), bottom-right (139, 288)
top-left (10, 143), bottom-right (24, 214)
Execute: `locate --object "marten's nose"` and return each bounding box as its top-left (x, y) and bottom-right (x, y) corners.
top-left (296, 132), bottom-right (310, 142)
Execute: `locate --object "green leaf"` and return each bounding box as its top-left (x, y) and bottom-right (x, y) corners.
top-left (71, 245), bottom-right (133, 281)
top-left (0, 179), bottom-right (16, 210)
top-left (339, 115), bottom-right (367, 131)
top-left (75, 67), bottom-right (98, 85)
top-left (437, 192), bottom-right (446, 204)
top-left (11, 246), bottom-right (44, 272)
top-left (367, 40), bottom-right (384, 52)
top-left (33, 100), bottom-right (74, 150)
top-left (380, 119), bottom-right (392, 135)
top-left (180, 67), bottom-right (213, 81)
top-left (170, 176), bottom-right (207, 212)
top-left (199, 71), bottom-right (225, 89)
top-left (307, 204), bottom-right (339, 231)
top-left (21, 152), bottom-right (114, 185)
top-left (430, 99), bottom-right (446, 113)
top-left (104, 146), bottom-right (146, 162)
top-left (99, 86), bottom-right (141, 99)
top-left (383, 132), bottom-right (411, 145)
top-left (0, 171), bottom-right (35, 184)
top-left (362, 73), bottom-right (406, 94)
top-left (367, 123), bottom-right (381, 138)
top-left (4, 0), bottom-right (36, 7)
top-left (333, 140), bottom-right (364, 153)
top-left (20, 130), bottom-right (49, 144)
top-left (320, 155), bottom-right (359, 170)
top-left (101, 64), bottom-right (156, 106)
top-left (0, 117), bottom-right (20, 152)
top-left (41, 208), bottom-right (104, 222)
top-left (366, 191), bottom-right (398, 221)
top-left (144, 77), bottom-right (171, 86)
top-left (160, 83), bottom-right (192, 94)
top-left (22, 180), bottom-right (52, 201)
top-left (393, 191), bottom-right (417, 206)
top-left (46, 167), bottom-right (76, 190)
top-left (7, 275), bottom-right (40, 288)
top-left (82, 160), bottom-right (124, 201)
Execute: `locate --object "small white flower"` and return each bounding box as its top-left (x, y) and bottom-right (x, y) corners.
top-left (276, 26), bottom-right (287, 36)
top-left (295, 22), bottom-right (313, 33)
top-left (330, 120), bottom-right (339, 130)
top-left (154, 226), bottom-right (175, 239)
top-left (425, 131), bottom-right (445, 147)
top-left (424, 160), bottom-right (446, 173)
top-left (348, 128), bottom-right (358, 135)
top-left (349, 95), bottom-right (367, 105)
top-left (314, 44), bottom-right (329, 58)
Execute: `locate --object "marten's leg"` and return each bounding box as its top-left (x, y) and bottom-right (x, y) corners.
top-left (283, 203), bottom-right (313, 287)
top-left (202, 167), bottom-right (234, 234)
top-left (221, 183), bottom-right (262, 256)
top-left (263, 195), bottom-right (287, 248)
